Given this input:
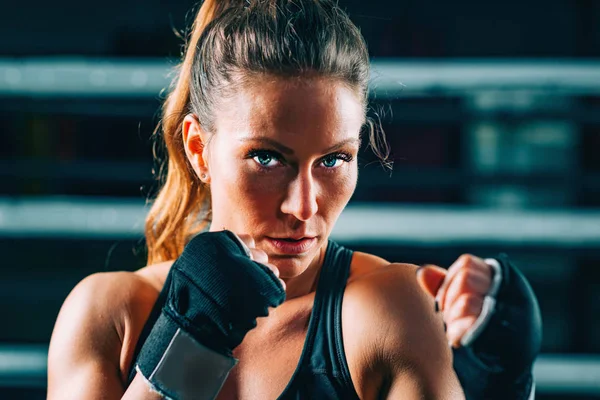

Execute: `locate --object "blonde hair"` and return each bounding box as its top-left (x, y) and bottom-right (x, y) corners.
top-left (145, 0), bottom-right (239, 265)
top-left (145, 0), bottom-right (385, 265)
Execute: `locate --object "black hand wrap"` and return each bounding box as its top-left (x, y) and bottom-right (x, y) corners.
top-left (453, 254), bottom-right (542, 400)
top-left (136, 230), bottom-right (286, 400)
top-left (166, 230), bottom-right (285, 353)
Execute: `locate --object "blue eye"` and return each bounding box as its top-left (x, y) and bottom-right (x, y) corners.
top-left (255, 153), bottom-right (273, 165)
top-left (322, 155), bottom-right (342, 168)
top-left (321, 152), bottom-right (353, 169)
top-left (248, 150), bottom-right (281, 168)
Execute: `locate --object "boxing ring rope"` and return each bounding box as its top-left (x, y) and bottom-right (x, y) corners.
top-left (1, 346), bottom-right (599, 394)
top-left (2, 197), bottom-right (600, 247)
top-left (1, 58), bottom-right (600, 98)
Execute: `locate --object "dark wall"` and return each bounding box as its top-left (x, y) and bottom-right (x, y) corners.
top-left (1, 0), bottom-right (598, 57)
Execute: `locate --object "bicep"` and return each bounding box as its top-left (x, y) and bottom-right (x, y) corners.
top-left (385, 363), bottom-right (464, 400)
top-left (382, 266), bottom-right (464, 399)
top-left (47, 273), bottom-right (130, 400)
top-left (47, 361), bottom-right (125, 400)
top-left (347, 264), bottom-right (464, 400)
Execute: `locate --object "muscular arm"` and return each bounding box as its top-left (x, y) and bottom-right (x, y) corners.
top-left (345, 263), bottom-right (464, 400)
top-left (48, 272), bottom-right (161, 399)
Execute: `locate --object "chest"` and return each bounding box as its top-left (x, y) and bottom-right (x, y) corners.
top-left (216, 302), bottom-right (312, 400)
top-left (213, 297), bottom-right (382, 400)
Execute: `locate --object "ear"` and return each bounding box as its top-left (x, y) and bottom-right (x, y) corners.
top-left (182, 114), bottom-right (211, 183)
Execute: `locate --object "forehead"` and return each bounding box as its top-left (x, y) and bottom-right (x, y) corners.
top-left (214, 76), bottom-right (365, 147)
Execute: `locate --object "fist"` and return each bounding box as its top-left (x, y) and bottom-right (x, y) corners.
top-left (416, 254), bottom-right (495, 348)
top-left (235, 233), bottom-right (286, 291)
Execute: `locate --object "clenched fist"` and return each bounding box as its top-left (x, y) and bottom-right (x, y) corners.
top-left (416, 254), bottom-right (500, 348)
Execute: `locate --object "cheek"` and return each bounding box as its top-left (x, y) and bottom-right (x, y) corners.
top-left (228, 167), bottom-right (284, 219)
top-left (317, 166), bottom-right (358, 214)
top-left (239, 172), bottom-right (279, 203)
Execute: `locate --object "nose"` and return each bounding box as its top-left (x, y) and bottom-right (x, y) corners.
top-left (280, 170), bottom-right (318, 222)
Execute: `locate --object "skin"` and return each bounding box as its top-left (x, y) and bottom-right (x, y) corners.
top-left (418, 256), bottom-right (495, 348)
top-left (47, 76), bottom-right (495, 399)
top-left (187, 77), bottom-right (363, 298)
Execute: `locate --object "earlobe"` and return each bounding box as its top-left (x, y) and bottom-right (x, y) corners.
top-left (182, 114), bottom-right (210, 182)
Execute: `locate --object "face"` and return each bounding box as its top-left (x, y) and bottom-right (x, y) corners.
top-left (184, 77), bottom-right (364, 279)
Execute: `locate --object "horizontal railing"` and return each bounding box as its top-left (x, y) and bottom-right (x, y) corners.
top-left (2, 197), bottom-right (600, 248)
top-left (0, 344), bottom-right (598, 394)
top-left (1, 58), bottom-right (600, 98)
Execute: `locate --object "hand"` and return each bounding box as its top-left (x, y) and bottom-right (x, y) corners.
top-left (164, 230), bottom-right (287, 352)
top-left (416, 254), bottom-right (494, 348)
top-left (135, 231), bottom-right (287, 399)
top-left (235, 233), bottom-right (286, 291)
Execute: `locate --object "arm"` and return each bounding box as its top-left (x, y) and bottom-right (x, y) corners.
top-left (49, 231), bottom-right (285, 400)
top-left (344, 264), bottom-right (465, 400)
top-left (48, 272), bottom-right (162, 399)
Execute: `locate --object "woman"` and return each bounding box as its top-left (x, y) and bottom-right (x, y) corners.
top-left (48, 0), bottom-right (540, 399)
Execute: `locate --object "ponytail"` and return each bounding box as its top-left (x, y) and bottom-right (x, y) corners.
top-left (145, 0), bottom-right (378, 265)
top-left (145, 0), bottom-right (241, 265)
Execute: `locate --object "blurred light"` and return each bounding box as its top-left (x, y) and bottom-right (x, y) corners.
top-left (2, 197), bottom-right (600, 247)
top-left (1, 58), bottom-right (600, 98)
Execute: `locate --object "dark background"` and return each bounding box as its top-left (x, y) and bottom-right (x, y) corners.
top-left (1, 0), bottom-right (599, 398)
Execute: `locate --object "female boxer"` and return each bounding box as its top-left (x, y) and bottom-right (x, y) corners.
top-left (48, 0), bottom-right (540, 399)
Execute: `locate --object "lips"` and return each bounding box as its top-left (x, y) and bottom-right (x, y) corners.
top-left (266, 236), bottom-right (317, 255)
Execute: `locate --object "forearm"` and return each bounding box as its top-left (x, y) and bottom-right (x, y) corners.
top-left (123, 372), bottom-right (165, 400)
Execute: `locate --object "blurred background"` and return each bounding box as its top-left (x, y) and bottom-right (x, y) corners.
top-left (1, 0), bottom-right (600, 398)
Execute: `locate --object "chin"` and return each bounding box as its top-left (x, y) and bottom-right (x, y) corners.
top-left (258, 237), bottom-right (326, 278)
top-left (268, 254), bottom-right (311, 278)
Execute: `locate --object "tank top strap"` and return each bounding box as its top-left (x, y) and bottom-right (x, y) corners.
top-left (277, 240), bottom-right (358, 400)
top-left (303, 240), bottom-right (356, 388)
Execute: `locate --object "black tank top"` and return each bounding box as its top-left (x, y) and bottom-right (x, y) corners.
top-left (126, 240), bottom-right (360, 399)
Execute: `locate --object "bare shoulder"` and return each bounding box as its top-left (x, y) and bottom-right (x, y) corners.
top-left (344, 263), bottom-right (436, 340)
top-left (347, 251), bottom-right (390, 282)
top-left (343, 262), bottom-right (430, 353)
top-left (343, 262), bottom-right (463, 399)
top-left (48, 269), bottom-right (161, 397)
top-left (134, 260), bottom-right (174, 291)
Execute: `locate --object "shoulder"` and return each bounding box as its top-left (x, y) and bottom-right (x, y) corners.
top-left (347, 250), bottom-right (390, 282)
top-left (344, 263), bottom-right (439, 341)
top-left (343, 262), bottom-right (434, 354)
top-left (59, 270), bottom-right (161, 335)
top-left (347, 253), bottom-right (428, 319)
top-left (343, 262), bottom-right (463, 399)
top-left (48, 269), bottom-right (161, 391)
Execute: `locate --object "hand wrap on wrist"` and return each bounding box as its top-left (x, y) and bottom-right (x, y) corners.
top-left (453, 253), bottom-right (542, 400)
top-left (136, 230), bottom-right (286, 400)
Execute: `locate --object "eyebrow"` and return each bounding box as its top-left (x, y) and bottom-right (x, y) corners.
top-left (240, 137), bottom-right (360, 155)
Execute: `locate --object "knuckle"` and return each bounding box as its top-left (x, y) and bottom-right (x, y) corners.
top-left (457, 293), bottom-right (481, 315)
top-left (459, 253), bottom-right (475, 267)
top-left (265, 262), bottom-right (279, 272)
top-left (455, 269), bottom-right (472, 291)
top-left (237, 234), bottom-right (255, 248)
top-left (253, 248), bottom-right (267, 258)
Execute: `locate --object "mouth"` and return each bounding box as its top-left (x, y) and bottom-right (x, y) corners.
top-left (265, 236), bottom-right (318, 255)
